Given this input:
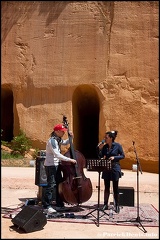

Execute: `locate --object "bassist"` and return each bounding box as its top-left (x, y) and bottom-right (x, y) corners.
top-left (43, 124), bottom-right (76, 214)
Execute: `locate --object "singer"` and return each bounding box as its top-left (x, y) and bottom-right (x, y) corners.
top-left (97, 130), bottom-right (125, 213)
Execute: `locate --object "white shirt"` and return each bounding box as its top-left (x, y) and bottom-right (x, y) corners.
top-left (44, 137), bottom-right (71, 166)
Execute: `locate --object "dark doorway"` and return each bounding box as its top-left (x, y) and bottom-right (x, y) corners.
top-left (72, 85), bottom-right (100, 159)
top-left (1, 88), bottom-right (14, 141)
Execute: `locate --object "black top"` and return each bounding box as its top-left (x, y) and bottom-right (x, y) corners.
top-left (99, 142), bottom-right (125, 181)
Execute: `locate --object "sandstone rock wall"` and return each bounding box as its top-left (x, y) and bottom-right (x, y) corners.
top-left (1, 1), bottom-right (159, 173)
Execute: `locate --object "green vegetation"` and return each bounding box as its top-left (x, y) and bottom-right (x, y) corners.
top-left (10, 129), bottom-right (32, 156)
top-left (1, 151), bottom-right (23, 159)
top-left (1, 129), bottom-right (38, 159)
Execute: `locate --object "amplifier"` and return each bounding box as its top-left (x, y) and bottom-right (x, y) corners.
top-left (35, 157), bottom-right (56, 202)
top-left (35, 157), bottom-right (47, 186)
top-left (35, 149), bottom-right (47, 186)
top-left (37, 150), bottom-right (46, 158)
top-left (119, 186), bottom-right (134, 207)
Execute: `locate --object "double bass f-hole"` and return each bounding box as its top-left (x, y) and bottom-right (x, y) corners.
top-left (58, 115), bottom-right (92, 205)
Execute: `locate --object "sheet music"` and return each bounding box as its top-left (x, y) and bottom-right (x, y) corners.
top-left (86, 159), bottom-right (112, 172)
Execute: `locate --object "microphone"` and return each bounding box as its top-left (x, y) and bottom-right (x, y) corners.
top-left (132, 141), bottom-right (135, 145)
top-left (97, 139), bottom-right (105, 147)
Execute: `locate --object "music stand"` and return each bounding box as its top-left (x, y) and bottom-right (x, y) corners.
top-left (82, 159), bottom-right (109, 227)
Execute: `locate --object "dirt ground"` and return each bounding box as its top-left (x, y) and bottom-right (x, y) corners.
top-left (1, 166), bottom-right (159, 239)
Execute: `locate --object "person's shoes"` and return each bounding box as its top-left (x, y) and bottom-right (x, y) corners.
top-left (55, 206), bottom-right (66, 211)
top-left (46, 206), bottom-right (57, 214)
top-left (115, 205), bottom-right (120, 213)
top-left (102, 204), bottom-right (108, 211)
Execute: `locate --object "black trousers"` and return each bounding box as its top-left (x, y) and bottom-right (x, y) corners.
top-left (43, 165), bottom-right (64, 208)
top-left (104, 179), bottom-right (119, 205)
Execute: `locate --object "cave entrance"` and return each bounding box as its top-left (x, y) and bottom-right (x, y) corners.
top-left (1, 87), bottom-right (14, 142)
top-left (72, 85), bottom-right (100, 159)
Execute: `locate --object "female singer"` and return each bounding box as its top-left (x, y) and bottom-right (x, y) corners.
top-left (98, 130), bottom-right (125, 213)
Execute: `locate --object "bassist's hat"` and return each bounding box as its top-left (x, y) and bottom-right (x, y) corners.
top-left (54, 124), bottom-right (67, 132)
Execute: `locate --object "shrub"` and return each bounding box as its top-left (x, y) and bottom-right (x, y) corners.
top-left (9, 129), bottom-right (32, 157)
top-left (1, 140), bottom-right (10, 147)
top-left (1, 150), bottom-right (23, 159)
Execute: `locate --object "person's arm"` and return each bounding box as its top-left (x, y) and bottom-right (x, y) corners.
top-left (50, 139), bottom-right (76, 163)
top-left (53, 146), bottom-right (75, 163)
top-left (98, 145), bottom-right (106, 159)
top-left (112, 143), bottom-right (125, 162)
top-left (61, 131), bottom-right (73, 145)
top-left (61, 138), bottom-right (70, 145)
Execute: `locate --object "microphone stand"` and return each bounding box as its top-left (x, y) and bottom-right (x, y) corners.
top-left (117, 141), bottom-right (151, 233)
top-left (130, 141), bottom-right (147, 233)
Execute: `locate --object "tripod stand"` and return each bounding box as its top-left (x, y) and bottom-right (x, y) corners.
top-left (83, 159), bottom-right (109, 227)
top-left (117, 141), bottom-right (151, 233)
top-left (129, 141), bottom-right (147, 233)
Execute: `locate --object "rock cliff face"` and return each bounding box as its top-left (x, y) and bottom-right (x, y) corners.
top-left (1, 2), bottom-right (158, 173)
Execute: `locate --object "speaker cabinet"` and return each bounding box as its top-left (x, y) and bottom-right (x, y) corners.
top-left (35, 157), bottom-right (47, 186)
top-left (35, 156), bottom-right (56, 202)
top-left (11, 206), bottom-right (47, 233)
top-left (119, 186), bottom-right (134, 206)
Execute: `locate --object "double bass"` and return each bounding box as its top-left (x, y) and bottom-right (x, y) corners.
top-left (58, 116), bottom-right (93, 205)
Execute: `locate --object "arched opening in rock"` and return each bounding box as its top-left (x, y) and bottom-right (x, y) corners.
top-left (1, 87), bottom-right (14, 142)
top-left (72, 84), bottom-right (100, 159)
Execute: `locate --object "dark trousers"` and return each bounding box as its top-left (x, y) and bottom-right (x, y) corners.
top-left (43, 165), bottom-right (64, 208)
top-left (104, 179), bottom-right (119, 206)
